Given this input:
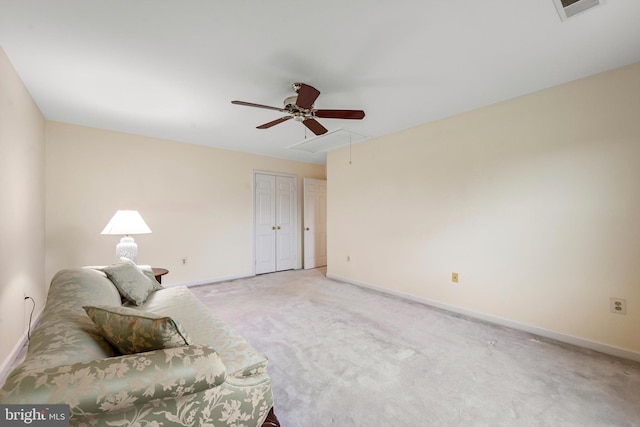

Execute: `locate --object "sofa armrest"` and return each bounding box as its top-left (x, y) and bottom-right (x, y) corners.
top-left (0, 345), bottom-right (226, 415)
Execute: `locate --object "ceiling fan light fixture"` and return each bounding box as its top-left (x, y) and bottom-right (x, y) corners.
top-left (283, 95), bottom-right (297, 108)
top-left (232, 82), bottom-right (365, 136)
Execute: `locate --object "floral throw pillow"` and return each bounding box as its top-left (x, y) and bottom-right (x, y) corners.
top-left (84, 305), bottom-right (192, 354)
top-left (100, 258), bottom-right (156, 305)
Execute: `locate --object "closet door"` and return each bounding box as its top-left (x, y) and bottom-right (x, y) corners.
top-left (275, 175), bottom-right (296, 271)
top-left (254, 173), bottom-right (297, 274)
top-left (255, 173), bottom-right (277, 274)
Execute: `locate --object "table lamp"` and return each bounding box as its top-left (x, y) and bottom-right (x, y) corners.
top-left (101, 210), bottom-right (152, 263)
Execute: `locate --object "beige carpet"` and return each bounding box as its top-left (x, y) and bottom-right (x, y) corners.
top-left (191, 268), bottom-right (640, 427)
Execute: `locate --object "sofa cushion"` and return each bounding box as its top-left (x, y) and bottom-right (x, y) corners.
top-left (100, 258), bottom-right (156, 305)
top-left (139, 286), bottom-right (269, 377)
top-left (12, 269), bottom-right (123, 375)
top-left (84, 305), bottom-right (192, 354)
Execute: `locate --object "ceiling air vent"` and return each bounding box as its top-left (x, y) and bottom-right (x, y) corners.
top-left (553, 0), bottom-right (603, 21)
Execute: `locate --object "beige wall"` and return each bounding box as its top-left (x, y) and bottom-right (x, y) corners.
top-left (327, 62), bottom-right (640, 355)
top-left (0, 48), bottom-right (46, 366)
top-left (45, 122), bottom-right (326, 285)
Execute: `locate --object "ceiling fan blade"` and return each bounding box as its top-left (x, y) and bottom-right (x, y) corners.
top-left (296, 84), bottom-right (321, 110)
top-left (257, 116), bottom-right (292, 129)
top-left (314, 109), bottom-right (366, 120)
top-left (232, 100), bottom-right (287, 113)
top-left (303, 118), bottom-right (328, 135)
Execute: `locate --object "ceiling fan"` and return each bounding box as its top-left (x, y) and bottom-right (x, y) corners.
top-left (231, 82), bottom-right (365, 136)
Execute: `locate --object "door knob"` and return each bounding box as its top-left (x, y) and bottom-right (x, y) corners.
top-left (305, 227), bottom-right (310, 231)
top-left (277, 226), bottom-right (281, 230)
top-left (272, 226), bottom-right (276, 230)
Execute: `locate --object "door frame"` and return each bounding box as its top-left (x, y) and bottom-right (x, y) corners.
top-left (252, 170), bottom-right (299, 275)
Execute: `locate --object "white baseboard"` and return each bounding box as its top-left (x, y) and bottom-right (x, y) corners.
top-left (327, 273), bottom-right (640, 364)
top-left (0, 307), bottom-right (45, 388)
top-left (170, 272), bottom-right (255, 288)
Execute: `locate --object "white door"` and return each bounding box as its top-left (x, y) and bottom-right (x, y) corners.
top-left (254, 173), bottom-right (297, 274)
top-left (275, 175), bottom-right (296, 271)
top-left (303, 178), bottom-right (327, 269)
top-left (255, 174), bottom-right (276, 274)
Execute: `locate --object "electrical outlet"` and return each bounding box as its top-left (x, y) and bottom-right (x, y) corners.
top-left (347, 256), bottom-right (350, 262)
top-left (452, 272), bottom-right (459, 283)
top-left (181, 258), bottom-right (187, 265)
top-left (610, 298), bottom-right (627, 315)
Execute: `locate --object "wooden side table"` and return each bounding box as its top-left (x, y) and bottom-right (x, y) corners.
top-left (152, 267), bottom-right (169, 284)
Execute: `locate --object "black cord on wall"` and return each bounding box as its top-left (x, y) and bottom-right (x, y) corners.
top-left (24, 296), bottom-right (35, 340)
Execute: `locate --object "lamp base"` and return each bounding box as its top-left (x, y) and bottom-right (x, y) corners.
top-left (116, 236), bottom-right (138, 263)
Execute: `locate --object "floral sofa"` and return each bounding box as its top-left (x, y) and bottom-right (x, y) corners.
top-left (0, 263), bottom-right (280, 427)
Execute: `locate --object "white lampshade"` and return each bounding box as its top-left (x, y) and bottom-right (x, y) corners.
top-left (101, 210), bottom-right (152, 235)
top-left (101, 210), bottom-right (151, 262)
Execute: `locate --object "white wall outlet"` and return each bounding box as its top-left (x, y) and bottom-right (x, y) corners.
top-left (181, 258), bottom-right (187, 265)
top-left (610, 298), bottom-right (627, 315)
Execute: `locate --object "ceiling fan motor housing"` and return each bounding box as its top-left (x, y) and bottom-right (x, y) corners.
top-left (284, 94), bottom-right (312, 121)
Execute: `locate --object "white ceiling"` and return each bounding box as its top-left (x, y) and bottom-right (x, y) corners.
top-left (1, 0), bottom-right (639, 165)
